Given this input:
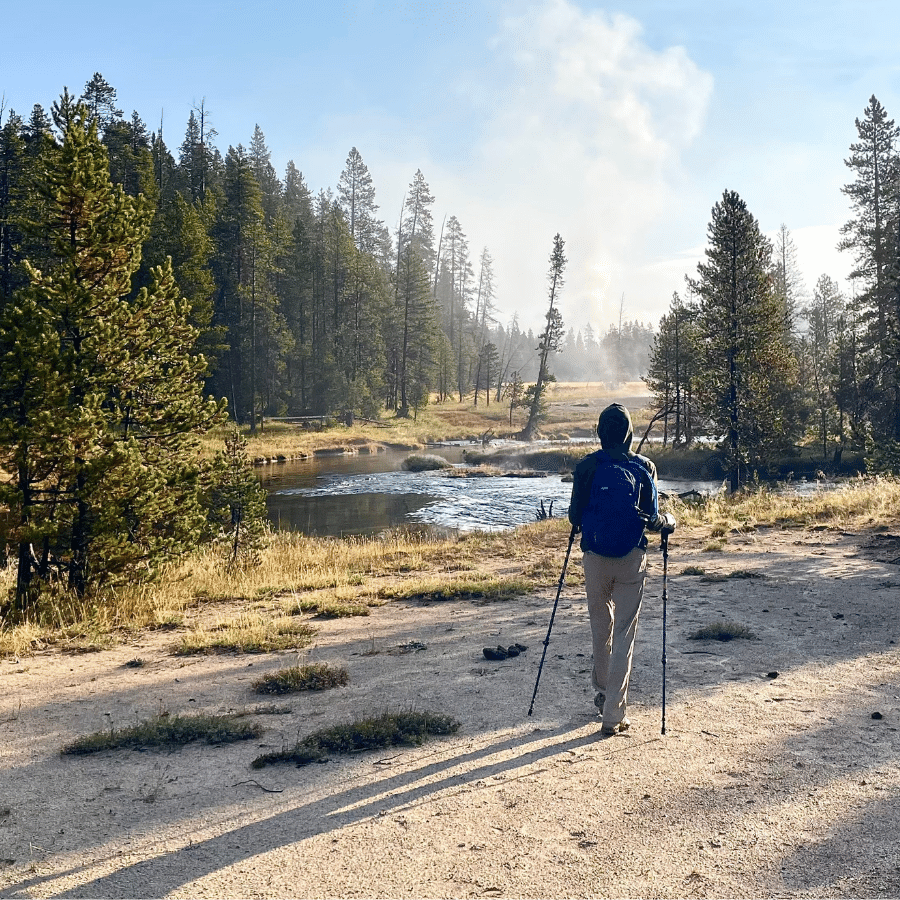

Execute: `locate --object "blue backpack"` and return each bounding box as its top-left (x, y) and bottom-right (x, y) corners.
top-left (581, 455), bottom-right (653, 557)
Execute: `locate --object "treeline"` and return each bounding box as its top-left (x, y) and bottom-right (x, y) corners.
top-left (0, 74), bottom-right (517, 424)
top-left (0, 73), bottom-right (655, 430)
top-left (645, 95), bottom-right (900, 487)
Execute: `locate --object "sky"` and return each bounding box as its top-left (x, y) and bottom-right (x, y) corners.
top-left (3, 0), bottom-right (900, 335)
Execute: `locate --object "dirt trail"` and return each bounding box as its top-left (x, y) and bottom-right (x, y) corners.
top-left (1, 526), bottom-right (899, 898)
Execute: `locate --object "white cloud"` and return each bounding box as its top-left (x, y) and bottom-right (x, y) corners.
top-left (437, 0), bottom-right (713, 333)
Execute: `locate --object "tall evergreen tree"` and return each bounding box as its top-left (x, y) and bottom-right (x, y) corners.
top-left (0, 101), bottom-right (223, 612)
top-left (392, 170), bottom-right (437, 416)
top-left (79, 72), bottom-right (123, 135)
top-left (689, 190), bottom-right (800, 491)
top-left (839, 95), bottom-right (900, 441)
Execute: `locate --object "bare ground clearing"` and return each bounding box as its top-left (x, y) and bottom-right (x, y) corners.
top-left (1, 525), bottom-right (899, 898)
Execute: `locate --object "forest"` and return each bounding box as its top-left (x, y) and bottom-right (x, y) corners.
top-left (0, 73), bottom-right (649, 428)
top-left (644, 96), bottom-right (900, 490)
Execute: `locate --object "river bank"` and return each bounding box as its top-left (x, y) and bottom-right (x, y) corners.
top-left (1, 485), bottom-right (899, 897)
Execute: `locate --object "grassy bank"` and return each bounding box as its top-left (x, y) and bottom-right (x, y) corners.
top-left (200, 381), bottom-right (652, 463)
top-left (1, 476), bottom-right (898, 658)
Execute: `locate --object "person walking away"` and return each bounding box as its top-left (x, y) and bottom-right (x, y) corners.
top-left (568, 403), bottom-right (675, 736)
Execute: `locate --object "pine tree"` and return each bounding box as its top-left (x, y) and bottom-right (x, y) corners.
top-left (839, 95), bottom-right (900, 441)
top-left (79, 72), bottom-right (123, 136)
top-left (689, 191), bottom-right (800, 491)
top-left (521, 234), bottom-right (566, 440)
top-left (393, 170), bottom-right (438, 416)
top-left (0, 100), bottom-right (224, 613)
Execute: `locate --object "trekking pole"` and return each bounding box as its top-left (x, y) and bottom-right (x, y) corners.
top-left (661, 529), bottom-right (669, 735)
top-left (528, 524), bottom-right (578, 717)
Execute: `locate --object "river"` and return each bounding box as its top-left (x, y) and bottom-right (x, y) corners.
top-left (261, 446), bottom-right (724, 537)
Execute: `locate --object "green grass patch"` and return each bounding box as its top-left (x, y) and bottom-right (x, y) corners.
top-left (172, 617), bottom-right (317, 655)
top-left (688, 621), bottom-right (758, 642)
top-left (251, 709), bottom-right (461, 769)
top-left (62, 712), bottom-right (263, 755)
top-left (253, 663), bottom-right (349, 694)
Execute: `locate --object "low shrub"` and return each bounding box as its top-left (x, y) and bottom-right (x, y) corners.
top-left (688, 621), bottom-right (757, 642)
top-left (252, 709), bottom-right (460, 769)
top-left (253, 663), bottom-right (349, 694)
top-left (62, 712), bottom-right (262, 755)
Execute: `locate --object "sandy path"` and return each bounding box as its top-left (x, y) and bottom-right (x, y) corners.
top-left (1, 526), bottom-right (899, 898)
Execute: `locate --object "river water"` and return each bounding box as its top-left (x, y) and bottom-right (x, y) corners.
top-left (262, 446), bottom-right (723, 537)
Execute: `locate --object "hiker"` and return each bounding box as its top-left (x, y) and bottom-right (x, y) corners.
top-left (568, 403), bottom-right (675, 736)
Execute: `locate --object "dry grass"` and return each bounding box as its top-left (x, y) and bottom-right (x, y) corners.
top-left (172, 616), bottom-right (317, 655)
top-left (3, 478), bottom-right (899, 657)
top-left (377, 573), bottom-right (534, 603)
top-left (667, 476), bottom-right (900, 533)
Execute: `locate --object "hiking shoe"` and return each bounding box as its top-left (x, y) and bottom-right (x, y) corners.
top-left (483, 646), bottom-right (508, 661)
top-left (506, 645), bottom-right (521, 657)
top-left (600, 718), bottom-right (631, 737)
top-left (513, 643), bottom-right (528, 652)
top-left (593, 691), bottom-right (606, 710)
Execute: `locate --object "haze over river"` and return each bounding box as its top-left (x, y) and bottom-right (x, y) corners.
top-left (262, 446), bottom-right (722, 538)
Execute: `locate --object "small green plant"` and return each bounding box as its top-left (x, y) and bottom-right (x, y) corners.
top-left (206, 428), bottom-right (269, 567)
top-left (688, 621), bottom-right (758, 642)
top-left (62, 712), bottom-right (263, 755)
top-left (253, 663), bottom-right (349, 694)
top-left (702, 540), bottom-right (726, 552)
top-left (251, 709), bottom-right (460, 769)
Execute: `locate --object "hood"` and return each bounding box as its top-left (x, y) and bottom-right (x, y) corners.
top-left (597, 403), bottom-right (633, 453)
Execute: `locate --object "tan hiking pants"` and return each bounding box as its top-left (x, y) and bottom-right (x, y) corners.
top-left (583, 546), bottom-right (647, 727)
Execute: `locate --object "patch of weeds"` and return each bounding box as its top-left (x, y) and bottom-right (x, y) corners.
top-left (251, 709), bottom-right (460, 769)
top-left (710, 525), bottom-right (729, 538)
top-left (253, 663), bottom-right (349, 694)
top-left (688, 621), bottom-right (758, 642)
top-left (289, 598), bottom-right (370, 618)
top-left (727, 569), bottom-right (765, 579)
top-left (702, 540), bottom-right (726, 552)
top-left (700, 573), bottom-right (729, 582)
top-left (680, 566), bottom-right (705, 576)
top-left (123, 658), bottom-right (145, 668)
top-left (62, 712), bottom-right (263, 755)
top-left (172, 618), bottom-right (317, 655)
top-left (379, 575), bottom-right (531, 603)
top-left (521, 558), bottom-right (559, 578)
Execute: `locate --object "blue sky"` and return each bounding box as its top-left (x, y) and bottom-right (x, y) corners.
top-left (3, 0), bottom-right (899, 334)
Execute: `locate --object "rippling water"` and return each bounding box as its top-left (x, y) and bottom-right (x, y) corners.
top-left (263, 447), bottom-right (723, 537)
